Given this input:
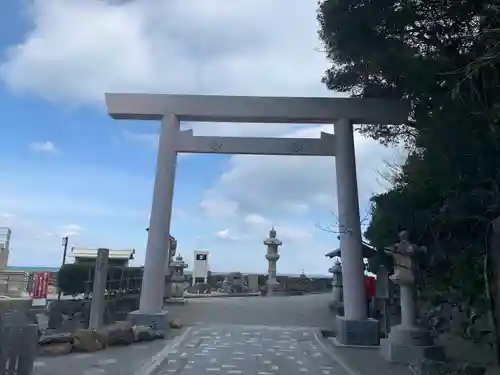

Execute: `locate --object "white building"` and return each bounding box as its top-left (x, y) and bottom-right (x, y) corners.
top-left (192, 250), bottom-right (209, 284)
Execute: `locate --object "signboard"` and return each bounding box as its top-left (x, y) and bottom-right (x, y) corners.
top-left (196, 254), bottom-right (207, 261)
top-left (32, 272), bottom-right (49, 300)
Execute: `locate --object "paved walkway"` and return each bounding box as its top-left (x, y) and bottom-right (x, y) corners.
top-left (33, 338), bottom-right (172, 375)
top-left (138, 324), bottom-right (351, 375)
top-left (166, 294), bottom-right (336, 329)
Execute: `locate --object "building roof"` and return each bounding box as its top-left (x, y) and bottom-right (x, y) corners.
top-left (325, 243), bottom-right (377, 259)
top-left (70, 248), bottom-right (135, 260)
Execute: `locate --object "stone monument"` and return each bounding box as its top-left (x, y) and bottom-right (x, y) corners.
top-left (263, 227), bottom-right (282, 296)
top-left (166, 254), bottom-right (188, 305)
top-left (380, 231), bottom-right (445, 364)
top-left (329, 259), bottom-right (344, 315)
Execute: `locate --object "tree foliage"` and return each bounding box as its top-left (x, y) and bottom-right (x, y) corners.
top-left (318, 0), bottom-right (500, 359)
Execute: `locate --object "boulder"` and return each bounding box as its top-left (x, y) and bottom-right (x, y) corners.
top-left (97, 321), bottom-right (134, 346)
top-left (132, 325), bottom-right (156, 342)
top-left (170, 318), bottom-right (182, 329)
top-left (72, 329), bottom-right (106, 352)
top-left (39, 343), bottom-right (72, 356)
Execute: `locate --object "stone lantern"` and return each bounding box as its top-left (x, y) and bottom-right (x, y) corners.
top-left (329, 259), bottom-right (344, 315)
top-left (167, 254), bottom-right (188, 305)
top-left (380, 231), bottom-right (445, 364)
top-left (164, 235), bottom-right (177, 299)
top-left (263, 227), bottom-right (282, 296)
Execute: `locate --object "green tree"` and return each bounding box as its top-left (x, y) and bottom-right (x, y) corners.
top-left (318, 0), bottom-right (500, 360)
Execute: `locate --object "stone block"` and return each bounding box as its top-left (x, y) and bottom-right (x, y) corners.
top-left (39, 342), bottom-right (73, 356)
top-left (164, 298), bottom-right (188, 305)
top-left (380, 338), bottom-right (446, 365)
top-left (132, 325), bottom-right (156, 342)
top-left (335, 316), bottom-right (380, 346)
top-left (38, 332), bottom-right (73, 345)
top-left (170, 318), bottom-right (183, 329)
top-left (127, 310), bottom-right (170, 332)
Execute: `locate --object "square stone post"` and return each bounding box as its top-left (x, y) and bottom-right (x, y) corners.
top-left (333, 119), bottom-right (380, 346)
top-left (89, 248), bottom-right (109, 330)
top-left (128, 115), bottom-right (179, 332)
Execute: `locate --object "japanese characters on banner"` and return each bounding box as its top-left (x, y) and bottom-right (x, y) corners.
top-left (32, 272), bottom-right (49, 299)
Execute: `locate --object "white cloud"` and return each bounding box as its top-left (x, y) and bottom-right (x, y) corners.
top-left (61, 224), bottom-right (84, 237)
top-left (244, 214), bottom-right (267, 225)
top-left (215, 229), bottom-right (230, 239)
top-left (214, 228), bottom-right (241, 241)
top-left (0, 0), bottom-right (331, 105)
top-left (29, 140), bottom-right (58, 154)
top-left (199, 196), bottom-right (239, 219)
top-left (276, 226), bottom-right (313, 242)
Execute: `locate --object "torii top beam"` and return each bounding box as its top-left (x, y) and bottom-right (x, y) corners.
top-left (105, 93), bottom-right (410, 125)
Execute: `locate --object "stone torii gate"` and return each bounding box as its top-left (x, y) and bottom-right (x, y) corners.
top-left (105, 93), bottom-right (409, 345)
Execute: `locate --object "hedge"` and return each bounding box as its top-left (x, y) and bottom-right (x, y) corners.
top-left (57, 264), bottom-right (144, 295)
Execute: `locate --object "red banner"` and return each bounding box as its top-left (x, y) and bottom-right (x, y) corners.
top-left (32, 272), bottom-right (49, 299)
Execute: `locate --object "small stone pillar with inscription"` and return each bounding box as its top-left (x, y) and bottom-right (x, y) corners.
top-left (165, 254), bottom-right (188, 305)
top-left (329, 259), bottom-right (344, 316)
top-left (380, 231), bottom-right (446, 364)
top-left (264, 227), bottom-right (282, 296)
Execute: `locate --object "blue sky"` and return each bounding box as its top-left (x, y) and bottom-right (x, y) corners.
top-left (0, 0), bottom-right (400, 275)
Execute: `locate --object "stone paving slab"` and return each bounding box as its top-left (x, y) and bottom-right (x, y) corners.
top-left (33, 331), bottom-right (185, 375)
top-left (139, 325), bottom-right (351, 375)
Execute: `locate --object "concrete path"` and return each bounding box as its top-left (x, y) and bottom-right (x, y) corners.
top-left (33, 294), bottom-right (340, 375)
top-left (33, 339), bottom-right (174, 375)
top-left (137, 324), bottom-right (351, 375)
top-left (166, 293), bottom-right (336, 329)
